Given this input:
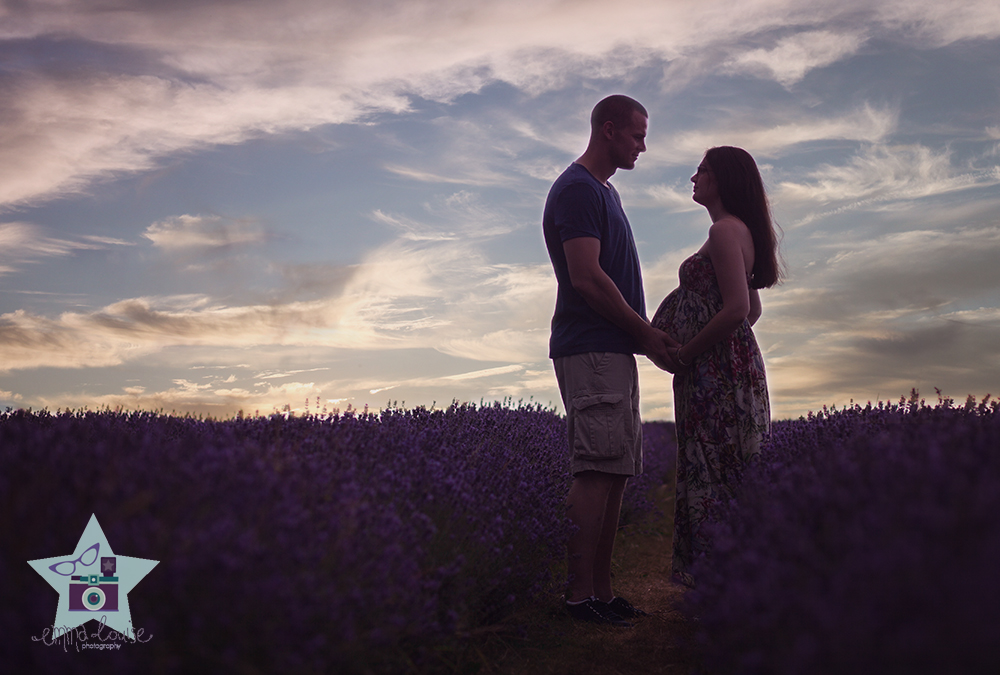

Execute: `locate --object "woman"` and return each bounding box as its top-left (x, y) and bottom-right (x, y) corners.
top-left (652, 146), bottom-right (781, 588)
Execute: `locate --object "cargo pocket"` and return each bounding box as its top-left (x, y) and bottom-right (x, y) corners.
top-left (571, 392), bottom-right (626, 460)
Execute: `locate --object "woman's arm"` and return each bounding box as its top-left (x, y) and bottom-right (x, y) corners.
top-left (674, 218), bottom-right (752, 365)
top-left (563, 236), bottom-right (680, 370)
top-left (748, 288), bottom-right (762, 326)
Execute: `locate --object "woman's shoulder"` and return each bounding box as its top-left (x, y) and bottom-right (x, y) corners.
top-left (707, 216), bottom-right (755, 272)
top-left (709, 216), bottom-right (753, 247)
top-left (709, 215), bottom-right (748, 235)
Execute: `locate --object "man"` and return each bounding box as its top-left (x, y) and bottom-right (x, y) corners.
top-left (542, 94), bottom-right (677, 626)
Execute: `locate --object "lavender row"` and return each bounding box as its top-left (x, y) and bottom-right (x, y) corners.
top-left (688, 393), bottom-right (1000, 675)
top-left (2, 402), bottom-right (674, 674)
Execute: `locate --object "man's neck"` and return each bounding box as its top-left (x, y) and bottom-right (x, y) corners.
top-left (574, 151), bottom-right (616, 186)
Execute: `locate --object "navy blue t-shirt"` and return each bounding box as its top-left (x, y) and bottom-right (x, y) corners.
top-left (543, 163), bottom-right (646, 359)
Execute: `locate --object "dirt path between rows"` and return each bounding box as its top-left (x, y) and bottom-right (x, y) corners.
top-left (483, 485), bottom-right (701, 675)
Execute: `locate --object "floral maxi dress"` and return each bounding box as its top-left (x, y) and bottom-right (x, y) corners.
top-left (651, 252), bottom-right (770, 586)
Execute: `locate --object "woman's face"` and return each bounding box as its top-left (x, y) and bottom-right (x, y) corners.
top-left (691, 158), bottom-right (718, 206)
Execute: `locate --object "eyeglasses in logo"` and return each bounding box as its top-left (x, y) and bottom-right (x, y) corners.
top-left (28, 514), bottom-right (158, 638)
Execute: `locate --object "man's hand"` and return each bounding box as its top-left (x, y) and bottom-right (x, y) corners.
top-left (647, 351), bottom-right (679, 373)
top-left (639, 326), bottom-right (680, 373)
top-left (562, 238), bottom-right (682, 372)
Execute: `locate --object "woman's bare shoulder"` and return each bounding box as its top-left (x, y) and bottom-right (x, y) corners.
top-left (708, 216), bottom-right (751, 244)
top-left (709, 215), bottom-right (747, 233)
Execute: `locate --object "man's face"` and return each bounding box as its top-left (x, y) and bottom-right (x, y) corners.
top-left (610, 110), bottom-right (648, 170)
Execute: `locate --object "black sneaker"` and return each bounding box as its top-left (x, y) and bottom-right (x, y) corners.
top-left (596, 596), bottom-right (648, 618)
top-left (565, 597), bottom-right (633, 627)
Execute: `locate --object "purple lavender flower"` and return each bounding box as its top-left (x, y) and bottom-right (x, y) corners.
top-left (687, 394), bottom-right (1000, 675)
top-left (1, 400), bottom-right (678, 673)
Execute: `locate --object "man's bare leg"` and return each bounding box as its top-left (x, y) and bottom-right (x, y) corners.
top-left (566, 470), bottom-right (624, 602)
top-left (593, 474), bottom-right (628, 602)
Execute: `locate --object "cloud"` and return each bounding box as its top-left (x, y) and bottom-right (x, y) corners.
top-left (3, 0), bottom-right (997, 208)
top-left (26, 359), bottom-right (553, 418)
top-left (643, 184), bottom-right (703, 212)
top-left (383, 165), bottom-right (509, 188)
top-left (752, 222), bottom-right (1000, 417)
top-left (143, 214), bottom-right (267, 250)
top-left (670, 105), bottom-right (897, 161)
top-left (332, 238), bottom-right (553, 356)
top-left (374, 190), bottom-right (526, 242)
top-left (0, 69), bottom-right (395, 207)
top-left (442, 364), bottom-right (524, 380)
top-left (726, 29), bottom-right (867, 87)
top-left (364, 363), bottom-right (528, 395)
top-left (760, 315), bottom-right (1000, 418)
top-left (769, 224), bottom-right (1000, 324)
top-left (0, 235), bottom-right (554, 372)
top-left (371, 210), bottom-right (457, 242)
top-left (38, 378), bottom-right (326, 417)
top-left (874, 0), bottom-right (1000, 44)
top-left (382, 112), bottom-right (573, 189)
top-left (439, 328), bottom-right (549, 364)
top-left (4, 0), bottom-right (1000, 422)
top-left (0, 221), bottom-right (132, 274)
top-left (0, 295), bottom-right (327, 372)
top-left (255, 368), bottom-right (330, 380)
top-left (777, 144), bottom-right (1000, 215)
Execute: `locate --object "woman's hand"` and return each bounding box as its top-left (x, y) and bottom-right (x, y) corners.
top-left (670, 346), bottom-right (692, 371)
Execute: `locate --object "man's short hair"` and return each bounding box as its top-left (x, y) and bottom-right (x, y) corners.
top-left (591, 95), bottom-right (647, 132)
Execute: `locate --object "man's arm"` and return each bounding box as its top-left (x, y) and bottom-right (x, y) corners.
top-left (563, 236), bottom-right (679, 370)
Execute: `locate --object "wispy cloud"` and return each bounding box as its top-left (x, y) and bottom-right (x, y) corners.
top-left (726, 29), bottom-right (867, 87)
top-left (874, 0), bottom-right (1000, 44)
top-left (642, 184), bottom-right (703, 212)
top-left (382, 165), bottom-right (509, 188)
top-left (366, 364), bottom-right (527, 394)
top-left (777, 144), bottom-right (1000, 226)
top-left (143, 214), bottom-right (267, 250)
top-left (370, 190), bottom-right (520, 242)
top-left (255, 368), bottom-right (330, 380)
top-left (0, 221), bottom-right (132, 274)
top-left (780, 144), bottom-right (1000, 203)
top-left (443, 364), bottom-right (524, 380)
top-left (39, 378), bottom-right (325, 417)
top-left (671, 105), bottom-right (897, 161)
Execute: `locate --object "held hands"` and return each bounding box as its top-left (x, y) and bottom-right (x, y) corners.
top-left (641, 327), bottom-right (684, 373)
top-left (668, 346), bottom-right (692, 372)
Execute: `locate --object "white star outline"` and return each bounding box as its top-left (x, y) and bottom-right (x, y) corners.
top-left (28, 514), bottom-right (158, 639)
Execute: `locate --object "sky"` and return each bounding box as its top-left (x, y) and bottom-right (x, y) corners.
top-left (1, 0), bottom-right (999, 421)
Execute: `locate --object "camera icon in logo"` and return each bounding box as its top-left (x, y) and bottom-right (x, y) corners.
top-left (68, 556), bottom-right (119, 612)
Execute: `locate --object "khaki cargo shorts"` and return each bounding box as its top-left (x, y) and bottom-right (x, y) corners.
top-left (553, 352), bottom-right (643, 477)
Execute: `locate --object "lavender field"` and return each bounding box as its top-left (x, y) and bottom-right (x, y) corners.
top-left (5, 393), bottom-right (998, 674)
top-left (690, 392), bottom-right (1000, 675)
top-left (1, 401), bottom-right (674, 674)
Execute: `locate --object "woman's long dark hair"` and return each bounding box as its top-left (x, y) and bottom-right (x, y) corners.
top-left (705, 146), bottom-right (783, 289)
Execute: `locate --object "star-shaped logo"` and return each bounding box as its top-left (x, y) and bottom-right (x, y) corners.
top-left (28, 514), bottom-right (158, 638)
